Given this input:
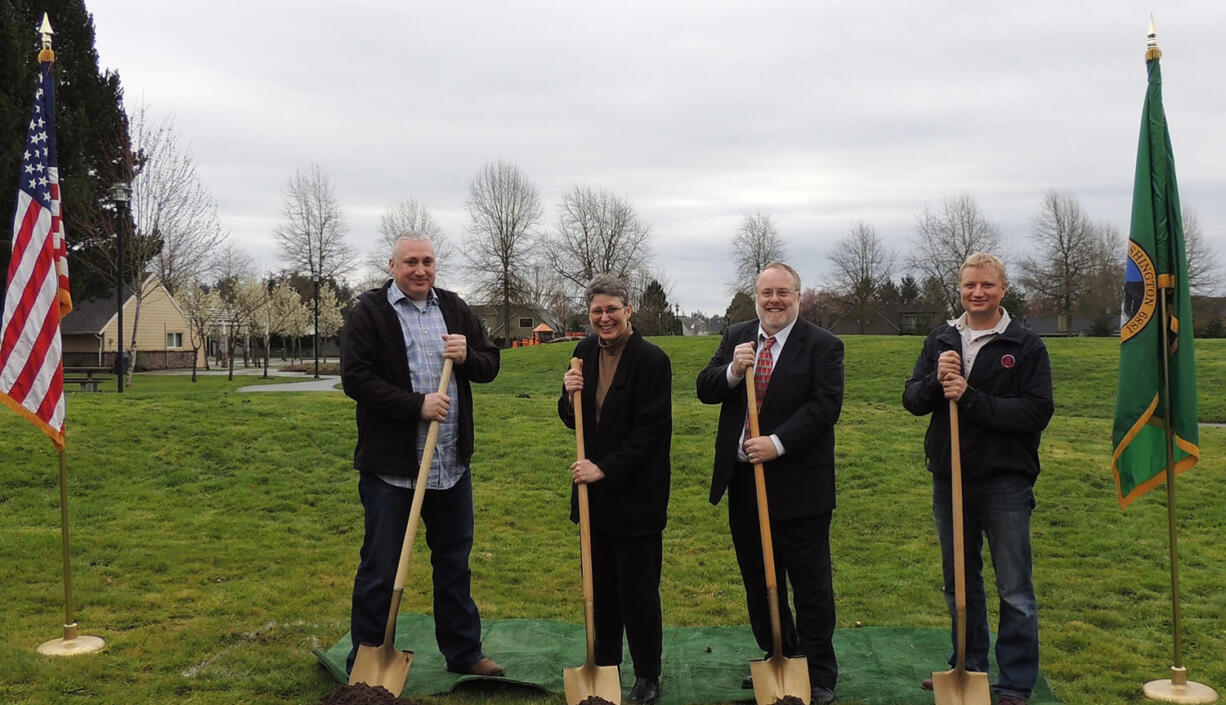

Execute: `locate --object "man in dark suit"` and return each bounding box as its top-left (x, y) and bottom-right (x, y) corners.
top-left (340, 233), bottom-right (504, 678)
top-left (697, 262), bottom-right (844, 705)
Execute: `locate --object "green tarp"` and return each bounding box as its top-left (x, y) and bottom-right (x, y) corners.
top-left (314, 615), bottom-right (1060, 704)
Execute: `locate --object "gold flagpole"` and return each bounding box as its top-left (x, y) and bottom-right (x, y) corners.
top-left (36, 449), bottom-right (104, 656)
top-left (1138, 20), bottom-right (1215, 705)
top-left (30, 12), bottom-right (103, 658)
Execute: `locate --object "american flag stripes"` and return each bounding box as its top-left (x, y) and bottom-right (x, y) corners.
top-left (0, 58), bottom-right (72, 449)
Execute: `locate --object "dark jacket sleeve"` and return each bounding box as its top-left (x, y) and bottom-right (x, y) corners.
top-left (771, 333), bottom-right (843, 457)
top-left (448, 294), bottom-right (500, 384)
top-left (903, 332), bottom-right (945, 417)
top-left (557, 342), bottom-right (582, 429)
top-left (340, 294), bottom-right (424, 421)
top-left (697, 324), bottom-right (744, 405)
top-left (959, 335), bottom-right (1053, 433)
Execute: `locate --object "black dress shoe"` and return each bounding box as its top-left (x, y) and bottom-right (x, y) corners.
top-left (629, 676), bottom-right (660, 704)
top-left (742, 675), bottom-right (753, 689)
top-left (811, 685), bottom-right (836, 704)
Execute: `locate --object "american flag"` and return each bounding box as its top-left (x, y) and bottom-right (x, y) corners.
top-left (0, 58), bottom-right (72, 449)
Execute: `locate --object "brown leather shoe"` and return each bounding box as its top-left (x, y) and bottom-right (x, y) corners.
top-left (462, 657), bottom-right (505, 676)
top-left (921, 677), bottom-right (933, 690)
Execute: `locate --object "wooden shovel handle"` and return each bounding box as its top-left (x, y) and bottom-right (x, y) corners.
top-left (380, 358), bottom-right (455, 647)
top-left (949, 398), bottom-right (969, 671)
top-left (745, 366), bottom-right (785, 659)
top-left (570, 358), bottom-right (599, 667)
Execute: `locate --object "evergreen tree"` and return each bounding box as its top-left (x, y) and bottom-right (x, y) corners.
top-left (724, 290), bottom-right (755, 324)
top-left (1, 1), bottom-right (130, 306)
top-left (635, 279), bottom-right (678, 336)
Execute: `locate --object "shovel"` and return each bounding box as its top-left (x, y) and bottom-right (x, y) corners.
top-left (349, 358), bottom-right (454, 697)
top-left (563, 358), bottom-right (622, 705)
top-left (745, 368), bottom-right (811, 705)
top-left (931, 399), bottom-right (991, 705)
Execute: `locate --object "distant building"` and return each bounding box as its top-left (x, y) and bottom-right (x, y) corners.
top-left (60, 273), bottom-right (202, 370)
top-left (470, 303), bottom-right (562, 344)
top-left (678, 316), bottom-right (709, 336)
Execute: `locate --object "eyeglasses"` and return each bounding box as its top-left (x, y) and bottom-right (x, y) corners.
top-left (589, 306), bottom-right (625, 317)
top-left (757, 289), bottom-right (794, 299)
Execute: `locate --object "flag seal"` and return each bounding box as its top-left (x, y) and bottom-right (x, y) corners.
top-left (1121, 240), bottom-right (1156, 343)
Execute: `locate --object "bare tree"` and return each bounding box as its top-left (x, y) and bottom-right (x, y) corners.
top-left (730, 210), bottom-right (788, 294)
top-left (1017, 191), bottom-right (1101, 331)
top-left (523, 261), bottom-right (576, 332)
top-left (367, 197), bottom-right (454, 282)
top-left (546, 185), bottom-right (653, 293)
top-left (130, 104), bottom-right (228, 297)
top-left (272, 164), bottom-right (355, 376)
top-left (1079, 223), bottom-right (1125, 328)
top-left (1183, 209), bottom-right (1223, 296)
top-left (907, 194), bottom-right (1002, 316)
top-left (463, 160), bottom-right (542, 346)
top-left (827, 222), bottom-right (896, 333)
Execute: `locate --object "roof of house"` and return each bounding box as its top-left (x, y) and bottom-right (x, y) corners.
top-left (60, 288), bottom-right (126, 335)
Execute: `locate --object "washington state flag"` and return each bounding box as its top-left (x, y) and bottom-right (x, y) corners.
top-left (1112, 46), bottom-right (1199, 510)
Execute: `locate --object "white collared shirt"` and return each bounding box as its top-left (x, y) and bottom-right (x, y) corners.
top-left (726, 317), bottom-right (799, 459)
top-left (949, 307), bottom-right (1012, 377)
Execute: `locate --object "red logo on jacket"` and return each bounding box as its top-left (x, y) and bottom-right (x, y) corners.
top-left (1001, 354), bottom-right (1016, 369)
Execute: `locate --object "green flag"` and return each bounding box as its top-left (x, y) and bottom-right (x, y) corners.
top-left (1112, 48), bottom-right (1199, 509)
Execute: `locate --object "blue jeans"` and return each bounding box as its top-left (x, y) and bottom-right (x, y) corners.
top-left (933, 473), bottom-right (1038, 699)
top-left (348, 471), bottom-right (484, 673)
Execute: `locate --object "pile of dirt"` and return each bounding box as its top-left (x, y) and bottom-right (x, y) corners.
top-left (316, 683), bottom-right (430, 705)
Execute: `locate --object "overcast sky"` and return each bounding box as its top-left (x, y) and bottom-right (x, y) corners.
top-left (83, 1), bottom-right (1226, 316)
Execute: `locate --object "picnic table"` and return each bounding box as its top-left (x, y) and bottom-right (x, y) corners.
top-left (63, 366), bottom-right (111, 392)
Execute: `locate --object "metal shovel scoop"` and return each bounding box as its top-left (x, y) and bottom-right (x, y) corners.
top-left (745, 371), bottom-right (810, 705)
top-left (931, 399), bottom-right (991, 705)
top-left (563, 358), bottom-right (622, 705)
top-left (349, 358), bottom-right (454, 696)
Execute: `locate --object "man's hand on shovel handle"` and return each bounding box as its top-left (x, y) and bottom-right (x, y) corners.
top-left (731, 341), bottom-right (756, 379)
top-left (938, 351), bottom-right (966, 401)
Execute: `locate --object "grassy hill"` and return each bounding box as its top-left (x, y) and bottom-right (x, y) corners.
top-left (0, 334), bottom-right (1222, 704)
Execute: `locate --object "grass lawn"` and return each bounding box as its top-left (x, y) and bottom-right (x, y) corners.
top-left (1, 335), bottom-right (1223, 705)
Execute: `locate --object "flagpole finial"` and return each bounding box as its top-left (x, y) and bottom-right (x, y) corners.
top-left (1146, 15), bottom-right (1162, 62)
top-left (39, 12), bottom-right (55, 63)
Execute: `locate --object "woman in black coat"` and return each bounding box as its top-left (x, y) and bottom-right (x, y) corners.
top-left (558, 273), bottom-right (672, 705)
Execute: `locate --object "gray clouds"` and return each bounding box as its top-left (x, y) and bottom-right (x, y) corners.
top-left (87, 1), bottom-right (1226, 313)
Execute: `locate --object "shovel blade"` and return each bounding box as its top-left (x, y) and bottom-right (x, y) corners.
top-left (750, 654), bottom-right (810, 705)
top-left (563, 663), bottom-right (622, 704)
top-left (349, 643), bottom-right (414, 697)
top-left (931, 666), bottom-right (991, 705)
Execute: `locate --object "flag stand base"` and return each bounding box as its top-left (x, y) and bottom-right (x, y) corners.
top-left (1144, 667), bottom-right (1218, 704)
top-left (36, 623), bottom-right (105, 657)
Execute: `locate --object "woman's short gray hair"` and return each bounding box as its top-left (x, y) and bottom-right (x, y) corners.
top-left (584, 273), bottom-right (630, 307)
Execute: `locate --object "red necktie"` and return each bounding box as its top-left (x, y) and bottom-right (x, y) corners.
top-left (744, 335), bottom-right (775, 441)
top-left (754, 335), bottom-right (775, 408)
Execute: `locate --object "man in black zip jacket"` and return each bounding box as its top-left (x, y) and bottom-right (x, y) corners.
top-left (903, 253), bottom-right (1053, 705)
top-left (341, 234), bottom-right (504, 678)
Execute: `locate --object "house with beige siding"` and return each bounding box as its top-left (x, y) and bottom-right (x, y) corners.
top-left (60, 274), bottom-right (203, 370)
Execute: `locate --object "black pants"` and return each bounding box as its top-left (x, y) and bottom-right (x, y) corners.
top-left (590, 528), bottom-right (663, 680)
top-left (347, 471), bottom-right (485, 673)
top-left (728, 464), bottom-right (837, 690)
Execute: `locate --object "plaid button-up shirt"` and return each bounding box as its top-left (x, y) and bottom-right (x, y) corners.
top-left (379, 285), bottom-right (467, 490)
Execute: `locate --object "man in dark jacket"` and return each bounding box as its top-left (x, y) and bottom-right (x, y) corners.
top-left (903, 253), bottom-right (1053, 705)
top-left (340, 233), bottom-right (503, 677)
top-left (697, 262), bottom-right (844, 705)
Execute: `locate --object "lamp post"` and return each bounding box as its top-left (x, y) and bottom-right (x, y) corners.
top-left (109, 182), bottom-right (130, 393)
